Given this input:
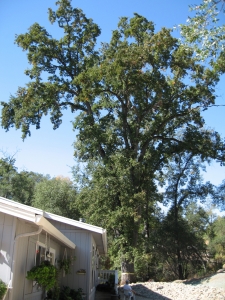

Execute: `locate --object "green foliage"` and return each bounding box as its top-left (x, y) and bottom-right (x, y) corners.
top-left (0, 280), bottom-right (7, 300)
top-left (46, 286), bottom-right (60, 300)
top-left (108, 274), bottom-right (115, 286)
top-left (0, 155), bottom-right (17, 199)
top-left (213, 179), bottom-right (225, 210)
top-left (32, 176), bottom-right (80, 219)
top-left (0, 154), bottom-right (48, 205)
top-left (58, 256), bottom-right (76, 274)
top-left (26, 260), bottom-right (58, 290)
top-left (207, 216), bottom-right (225, 264)
top-left (46, 286), bottom-right (83, 300)
top-left (1, 0), bottom-right (100, 140)
top-left (156, 153), bottom-right (211, 280)
top-left (156, 211), bottom-right (207, 280)
top-left (58, 286), bottom-right (83, 300)
top-left (179, 0), bottom-right (225, 63)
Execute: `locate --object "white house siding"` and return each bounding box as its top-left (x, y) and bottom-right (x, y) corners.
top-left (60, 230), bottom-right (90, 292)
top-left (49, 220), bottom-right (93, 298)
top-left (47, 219), bottom-right (87, 290)
top-left (0, 212), bottom-right (16, 300)
top-left (50, 220), bottom-right (102, 300)
top-left (7, 218), bottom-right (64, 300)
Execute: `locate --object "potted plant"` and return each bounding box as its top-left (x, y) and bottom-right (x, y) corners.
top-left (58, 256), bottom-right (75, 276)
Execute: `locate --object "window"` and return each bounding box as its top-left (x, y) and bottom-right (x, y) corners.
top-left (35, 242), bottom-right (55, 266)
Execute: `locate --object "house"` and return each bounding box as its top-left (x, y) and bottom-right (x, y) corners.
top-left (0, 196), bottom-right (108, 300)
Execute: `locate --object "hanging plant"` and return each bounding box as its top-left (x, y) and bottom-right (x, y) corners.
top-left (58, 256), bottom-right (76, 275)
top-left (26, 260), bottom-right (58, 290)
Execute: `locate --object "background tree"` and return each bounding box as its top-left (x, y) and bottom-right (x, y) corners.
top-left (0, 154), bottom-right (48, 205)
top-left (213, 179), bottom-right (225, 210)
top-left (1, 0), bottom-right (225, 281)
top-left (0, 155), bottom-right (18, 199)
top-left (32, 176), bottom-right (80, 219)
top-left (11, 171), bottom-right (42, 205)
top-left (206, 216), bottom-right (225, 267)
top-left (150, 153), bottom-right (211, 280)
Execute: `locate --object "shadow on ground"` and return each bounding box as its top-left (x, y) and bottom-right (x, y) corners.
top-left (183, 270), bottom-right (225, 289)
top-left (121, 284), bottom-right (171, 300)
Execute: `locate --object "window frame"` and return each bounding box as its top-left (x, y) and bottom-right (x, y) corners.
top-left (35, 241), bottom-right (56, 266)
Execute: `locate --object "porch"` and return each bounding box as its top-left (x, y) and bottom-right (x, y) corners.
top-left (95, 270), bottom-right (119, 300)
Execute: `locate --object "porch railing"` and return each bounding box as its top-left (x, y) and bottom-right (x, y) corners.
top-left (96, 269), bottom-right (119, 293)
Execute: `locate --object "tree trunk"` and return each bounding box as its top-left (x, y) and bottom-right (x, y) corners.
top-left (177, 248), bottom-right (184, 280)
top-left (121, 259), bottom-right (136, 284)
top-left (174, 203), bottom-right (184, 280)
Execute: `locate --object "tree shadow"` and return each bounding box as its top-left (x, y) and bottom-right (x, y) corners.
top-left (119, 284), bottom-right (172, 300)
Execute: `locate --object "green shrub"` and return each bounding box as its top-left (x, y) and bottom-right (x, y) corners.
top-left (46, 286), bottom-right (60, 300)
top-left (0, 280), bottom-right (7, 300)
top-left (108, 274), bottom-right (115, 287)
top-left (59, 286), bottom-right (83, 300)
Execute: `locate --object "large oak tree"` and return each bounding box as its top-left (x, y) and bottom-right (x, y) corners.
top-left (1, 0), bottom-right (225, 282)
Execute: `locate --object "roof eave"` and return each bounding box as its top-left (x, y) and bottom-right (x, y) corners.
top-left (35, 215), bottom-right (76, 249)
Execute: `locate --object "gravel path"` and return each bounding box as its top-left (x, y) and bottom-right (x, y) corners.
top-left (128, 281), bottom-right (225, 300)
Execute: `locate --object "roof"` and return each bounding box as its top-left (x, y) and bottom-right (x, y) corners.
top-left (0, 196), bottom-right (107, 254)
top-left (44, 211), bottom-right (107, 254)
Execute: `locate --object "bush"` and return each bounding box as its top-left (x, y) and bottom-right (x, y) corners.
top-left (46, 286), bottom-right (83, 300)
top-left (59, 286), bottom-right (83, 300)
top-left (0, 280), bottom-right (7, 300)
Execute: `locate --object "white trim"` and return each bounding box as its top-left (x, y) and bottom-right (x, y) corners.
top-left (0, 205), bottom-right (35, 223)
top-left (0, 196), bottom-right (44, 214)
top-left (102, 229), bottom-right (107, 254)
top-left (44, 212), bottom-right (105, 234)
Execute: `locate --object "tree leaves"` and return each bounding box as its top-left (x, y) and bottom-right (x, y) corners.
top-left (179, 0), bottom-right (225, 65)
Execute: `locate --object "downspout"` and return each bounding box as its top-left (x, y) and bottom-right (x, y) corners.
top-left (14, 225), bottom-right (43, 242)
top-left (9, 225), bottom-right (43, 300)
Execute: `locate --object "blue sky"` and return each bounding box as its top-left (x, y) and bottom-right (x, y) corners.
top-left (0, 0), bottom-right (224, 184)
